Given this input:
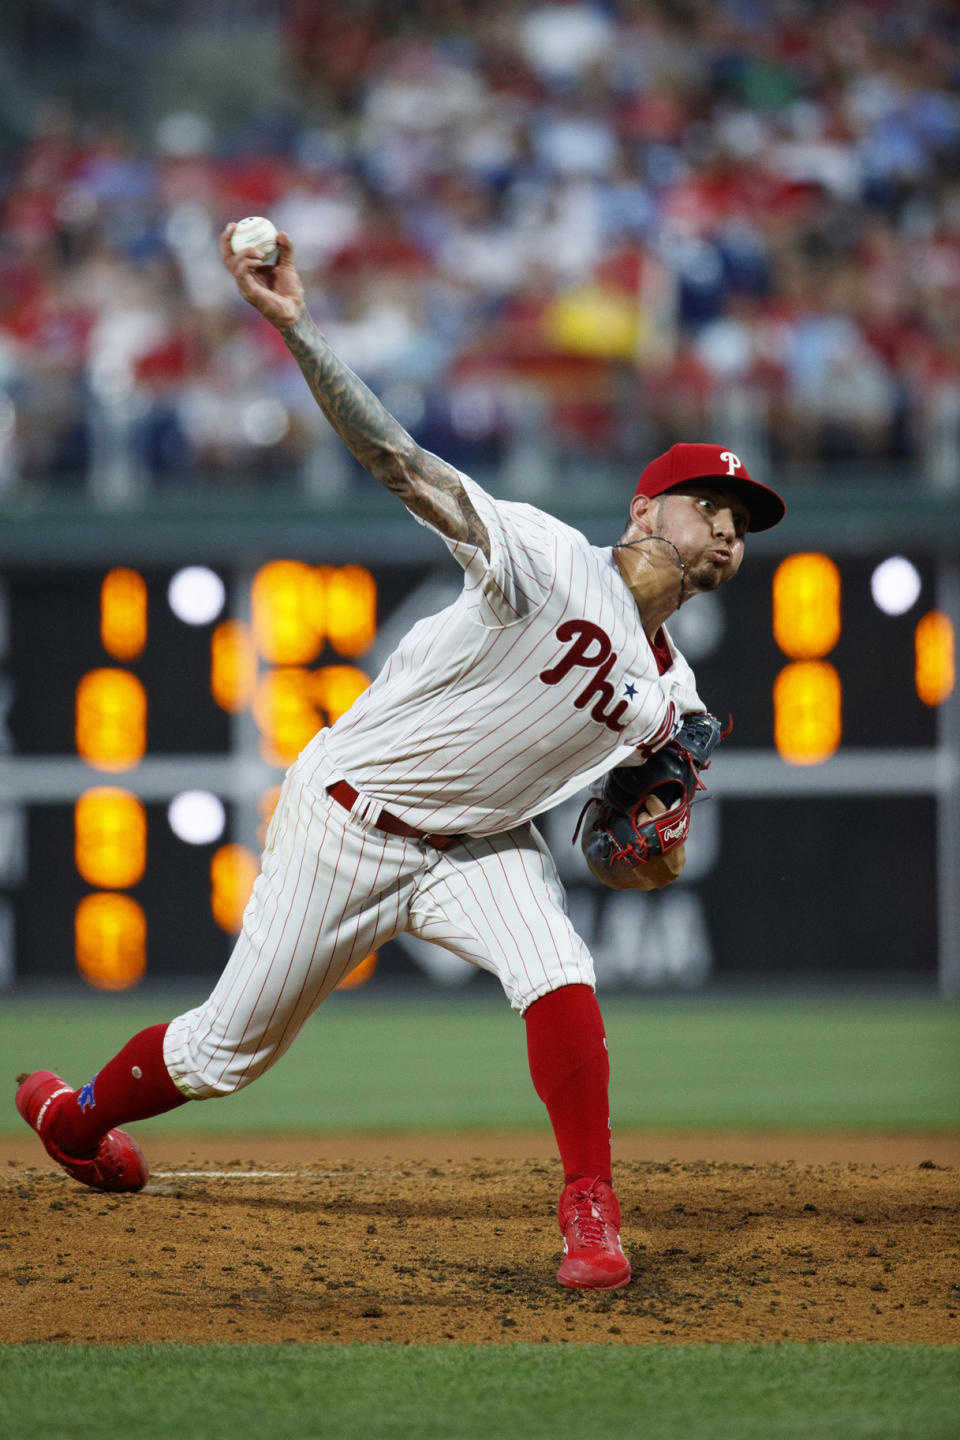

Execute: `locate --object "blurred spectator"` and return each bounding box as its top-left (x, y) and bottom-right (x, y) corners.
top-left (1, 0), bottom-right (958, 499)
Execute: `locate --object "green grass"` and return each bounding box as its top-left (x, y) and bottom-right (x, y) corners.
top-left (3, 998), bottom-right (958, 1438)
top-left (1, 992), bottom-right (958, 1137)
top-left (0, 1343), bottom-right (958, 1440)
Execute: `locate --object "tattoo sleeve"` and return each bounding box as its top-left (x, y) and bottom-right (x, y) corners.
top-left (283, 311), bottom-right (489, 557)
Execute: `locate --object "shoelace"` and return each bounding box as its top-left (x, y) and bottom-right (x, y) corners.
top-left (567, 1188), bottom-right (609, 1247)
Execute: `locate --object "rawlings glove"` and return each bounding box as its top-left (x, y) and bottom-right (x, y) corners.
top-left (583, 712), bottom-right (724, 870)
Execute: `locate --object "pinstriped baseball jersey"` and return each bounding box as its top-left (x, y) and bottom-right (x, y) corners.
top-left (163, 474), bottom-right (708, 1096)
top-left (307, 473), bottom-right (704, 836)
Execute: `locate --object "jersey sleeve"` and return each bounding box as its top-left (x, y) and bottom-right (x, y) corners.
top-left (411, 472), bottom-right (561, 626)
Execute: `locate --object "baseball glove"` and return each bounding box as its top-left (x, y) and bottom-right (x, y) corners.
top-left (584, 712), bottom-right (724, 869)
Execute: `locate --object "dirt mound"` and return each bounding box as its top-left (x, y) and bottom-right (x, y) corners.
top-left (2, 1143), bottom-right (957, 1345)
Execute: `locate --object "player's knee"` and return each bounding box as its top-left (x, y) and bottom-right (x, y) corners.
top-left (509, 962), bottom-right (597, 1017)
top-left (166, 1032), bottom-right (272, 1100)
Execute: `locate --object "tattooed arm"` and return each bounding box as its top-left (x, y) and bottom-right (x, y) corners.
top-left (281, 312), bottom-right (490, 553)
top-left (220, 225), bottom-right (489, 557)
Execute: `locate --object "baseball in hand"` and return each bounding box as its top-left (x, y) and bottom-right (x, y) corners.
top-left (229, 216), bottom-right (278, 261)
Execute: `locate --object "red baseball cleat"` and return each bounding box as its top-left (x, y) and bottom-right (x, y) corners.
top-left (15, 1070), bottom-right (148, 1193)
top-left (556, 1176), bottom-right (631, 1290)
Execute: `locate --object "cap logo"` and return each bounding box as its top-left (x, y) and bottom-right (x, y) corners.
top-left (719, 450), bottom-right (742, 477)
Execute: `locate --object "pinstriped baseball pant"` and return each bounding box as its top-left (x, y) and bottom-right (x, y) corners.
top-left (163, 754), bottom-right (595, 1099)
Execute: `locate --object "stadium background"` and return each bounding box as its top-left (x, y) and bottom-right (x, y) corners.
top-left (0, 0), bottom-right (957, 999)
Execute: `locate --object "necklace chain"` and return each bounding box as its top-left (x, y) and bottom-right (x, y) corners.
top-left (614, 535), bottom-right (686, 610)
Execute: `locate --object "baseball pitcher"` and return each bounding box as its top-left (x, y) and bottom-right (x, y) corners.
top-left (16, 226), bottom-right (784, 1291)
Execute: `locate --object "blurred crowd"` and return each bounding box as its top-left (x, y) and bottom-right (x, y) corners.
top-left (2, 0), bottom-right (959, 500)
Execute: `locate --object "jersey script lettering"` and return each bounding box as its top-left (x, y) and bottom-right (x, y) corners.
top-left (539, 620), bottom-right (629, 733)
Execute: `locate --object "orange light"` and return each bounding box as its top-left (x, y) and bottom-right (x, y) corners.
top-left (313, 665), bottom-right (370, 725)
top-left (211, 619), bottom-right (257, 713)
top-left (251, 561), bottom-right (322, 665)
top-left (773, 553), bottom-right (841, 660)
top-left (75, 788), bottom-right (146, 889)
top-left (773, 661), bottom-right (842, 765)
top-left (75, 669), bottom-right (146, 772)
top-left (325, 565), bottom-right (377, 657)
top-left (250, 561), bottom-right (377, 664)
top-left (257, 785), bottom-right (282, 848)
top-left (915, 610), bottom-right (955, 707)
top-left (210, 843), bottom-right (259, 933)
top-left (253, 668), bottom-right (319, 765)
top-left (100, 568), bottom-right (147, 660)
top-left (336, 953), bottom-right (378, 990)
top-left (75, 893), bottom-right (146, 990)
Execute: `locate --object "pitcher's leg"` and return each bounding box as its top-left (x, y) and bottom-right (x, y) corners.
top-left (16, 777), bottom-right (417, 1189)
top-left (407, 826), bottom-right (629, 1289)
top-left (15, 1023), bottom-right (185, 1192)
top-left (406, 826), bottom-right (596, 1012)
top-left (525, 985), bottom-right (630, 1290)
top-left (23, 1024), bottom-right (186, 1159)
top-left (523, 983), bottom-right (612, 1184)
top-left (407, 828), bottom-right (606, 1163)
top-left (164, 789), bottom-right (415, 1097)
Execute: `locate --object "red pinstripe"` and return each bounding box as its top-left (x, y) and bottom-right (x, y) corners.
top-left (192, 790), bottom-right (316, 1074)
top-left (444, 837), bottom-right (542, 997)
top-left (487, 830), bottom-right (573, 990)
top-left (322, 829), bottom-right (403, 992)
top-left (215, 792), bottom-right (333, 1087)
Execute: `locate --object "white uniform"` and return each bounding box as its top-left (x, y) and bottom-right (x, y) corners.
top-left (165, 475), bottom-right (703, 1098)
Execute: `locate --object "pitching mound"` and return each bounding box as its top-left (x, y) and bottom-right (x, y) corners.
top-left (2, 1138), bottom-right (957, 1345)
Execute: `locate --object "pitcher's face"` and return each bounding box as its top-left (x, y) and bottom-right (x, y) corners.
top-left (643, 485), bottom-right (749, 595)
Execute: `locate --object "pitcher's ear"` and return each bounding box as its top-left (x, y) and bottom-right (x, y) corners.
top-left (626, 491), bottom-right (655, 531)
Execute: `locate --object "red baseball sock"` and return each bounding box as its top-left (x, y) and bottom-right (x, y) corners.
top-left (524, 984), bottom-right (612, 1185)
top-left (46, 1023), bottom-right (188, 1158)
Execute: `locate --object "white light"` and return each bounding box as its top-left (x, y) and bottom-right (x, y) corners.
top-left (0, 394), bottom-right (15, 443)
top-left (242, 398), bottom-right (289, 447)
top-left (871, 556), bottom-right (922, 616)
top-left (168, 567), bottom-right (226, 625)
top-left (663, 589), bottom-right (725, 661)
top-left (168, 791), bottom-right (226, 845)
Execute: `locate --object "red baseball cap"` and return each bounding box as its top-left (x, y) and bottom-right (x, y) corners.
top-left (634, 443), bottom-right (785, 532)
